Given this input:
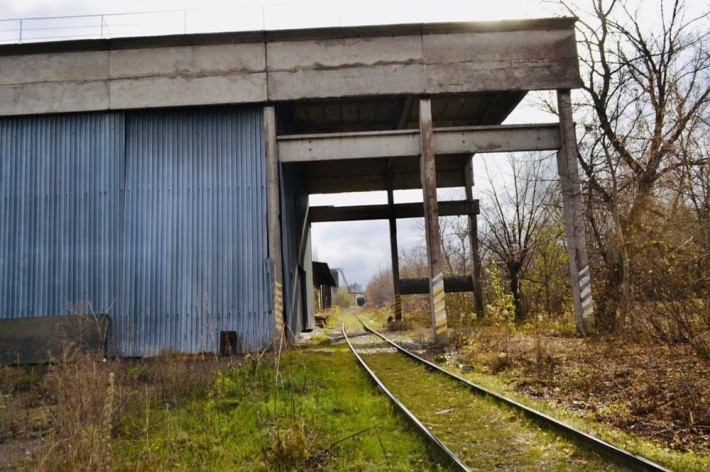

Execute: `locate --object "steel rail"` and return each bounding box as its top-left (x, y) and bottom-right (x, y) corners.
top-left (354, 317), bottom-right (672, 472)
top-left (341, 324), bottom-right (471, 472)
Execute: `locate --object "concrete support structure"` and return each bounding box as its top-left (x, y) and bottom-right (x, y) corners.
top-left (464, 159), bottom-right (485, 318)
top-left (264, 107), bottom-right (285, 342)
top-left (419, 98), bottom-right (447, 343)
top-left (0, 19), bottom-right (581, 117)
top-left (556, 90), bottom-right (595, 335)
top-left (0, 18), bottom-right (591, 350)
top-left (387, 166), bottom-right (403, 321)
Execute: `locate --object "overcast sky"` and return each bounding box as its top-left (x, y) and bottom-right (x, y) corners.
top-left (0, 0), bottom-right (566, 287)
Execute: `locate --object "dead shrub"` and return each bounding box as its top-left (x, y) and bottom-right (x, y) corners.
top-left (144, 350), bottom-right (217, 407)
top-left (636, 298), bottom-right (709, 358)
top-left (491, 352), bottom-right (513, 373)
top-left (629, 240), bottom-right (709, 357)
top-left (39, 343), bottom-right (122, 471)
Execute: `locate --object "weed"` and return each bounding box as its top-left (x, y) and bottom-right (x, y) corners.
top-left (265, 417), bottom-right (310, 469)
top-left (38, 343), bottom-right (120, 471)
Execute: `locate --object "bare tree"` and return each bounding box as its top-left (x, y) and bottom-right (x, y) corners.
top-left (554, 0), bottom-right (709, 330)
top-left (366, 267), bottom-right (394, 307)
top-left (480, 154), bottom-right (558, 322)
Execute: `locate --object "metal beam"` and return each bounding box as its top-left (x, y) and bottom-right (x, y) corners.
top-left (309, 200), bottom-right (479, 223)
top-left (277, 124), bottom-right (561, 162)
top-left (400, 277), bottom-right (474, 295)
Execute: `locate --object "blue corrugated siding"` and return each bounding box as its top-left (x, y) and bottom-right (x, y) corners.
top-left (119, 109), bottom-right (270, 356)
top-left (280, 163), bottom-right (310, 336)
top-left (0, 114), bottom-right (124, 320)
top-left (0, 108), bottom-right (271, 356)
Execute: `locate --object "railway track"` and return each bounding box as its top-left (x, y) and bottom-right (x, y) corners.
top-left (343, 319), bottom-right (672, 472)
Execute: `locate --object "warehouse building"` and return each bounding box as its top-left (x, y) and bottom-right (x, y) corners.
top-left (0, 18), bottom-right (594, 358)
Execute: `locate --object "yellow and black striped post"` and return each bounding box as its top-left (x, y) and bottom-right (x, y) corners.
top-left (393, 293), bottom-right (402, 320)
top-left (274, 281), bottom-right (284, 342)
top-left (419, 98), bottom-right (448, 343)
top-left (432, 272), bottom-right (447, 339)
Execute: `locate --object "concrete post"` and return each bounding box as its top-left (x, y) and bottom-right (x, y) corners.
top-left (464, 159), bottom-right (485, 318)
top-left (387, 166), bottom-right (403, 321)
top-left (264, 106), bottom-right (285, 343)
top-left (556, 90), bottom-right (594, 335)
top-left (419, 98), bottom-right (448, 344)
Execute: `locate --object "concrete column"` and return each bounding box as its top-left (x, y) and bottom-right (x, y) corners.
top-left (464, 159), bottom-right (485, 318)
top-left (556, 90), bottom-right (594, 335)
top-left (387, 166), bottom-right (403, 321)
top-left (264, 106), bottom-right (285, 343)
top-left (419, 98), bottom-right (448, 343)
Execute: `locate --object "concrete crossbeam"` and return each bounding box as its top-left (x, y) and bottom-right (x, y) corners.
top-left (309, 200), bottom-right (479, 223)
top-left (277, 124), bottom-right (561, 162)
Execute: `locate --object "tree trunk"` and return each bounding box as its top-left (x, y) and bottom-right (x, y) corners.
top-left (595, 254), bottom-right (623, 332)
top-left (510, 270), bottom-right (524, 323)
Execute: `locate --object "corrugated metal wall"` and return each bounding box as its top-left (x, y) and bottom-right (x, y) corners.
top-left (0, 114), bottom-right (124, 320)
top-left (280, 162), bottom-right (313, 337)
top-left (0, 107), bottom-right (272, 356)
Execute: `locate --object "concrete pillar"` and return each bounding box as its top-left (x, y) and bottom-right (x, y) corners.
top-left (387, 166), bottom-right (403, 321)
top-left (464, 159), bottom-right (485, 318)
top-left (419, 98), bottom-right (448, 343)
top-left (556, 90), bottom-right (594, 335)
top-left (264, 106), bottom-right (285, 343)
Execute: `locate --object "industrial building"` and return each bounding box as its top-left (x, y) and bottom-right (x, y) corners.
top-left (0, 18), bottom-right (594, 358)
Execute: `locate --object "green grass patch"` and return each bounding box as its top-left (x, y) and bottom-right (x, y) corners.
top-left (114, 346), bottom-right (445, 471)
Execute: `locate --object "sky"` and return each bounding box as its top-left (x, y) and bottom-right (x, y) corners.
top-left (0, 0), bottom-right (566, 287)
top-left (0, 1), bottom-right (564, 31)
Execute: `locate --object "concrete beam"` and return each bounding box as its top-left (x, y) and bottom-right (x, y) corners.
top-left (304, 169), bottom-right (467, 194)
top-left (309, 200), bottom-right (478, 223)
top-left (277, 124), bottom-right (560, 163)
top-left (0, 19), bottom-right (581, 116)
top-left (557, 90), bottom-right (594, 335)
top-left (420, 98), bottom-right (448, 344)
top-left (264, 107), bottom-right (285, 344)
top-left (387, 166), bottom-right (403, 321)
top-left (464, 159), bottom-right (485, 318)
top-left (423, 28), bottom-right (580, 93)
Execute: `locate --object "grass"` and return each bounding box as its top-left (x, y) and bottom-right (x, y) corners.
top-left (112, 346), bottom-right (445, 471)
top-left (0, 338), bottom-right (447, 471)
top-left (3, 305), bottom-right (705, 470)
top-left (347, 306), bottom-right (709, 471)
top-left (360, 338), bottom-right (625, 471)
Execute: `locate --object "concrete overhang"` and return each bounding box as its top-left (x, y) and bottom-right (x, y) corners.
top-left (0, 18), bottom-right (581, 117)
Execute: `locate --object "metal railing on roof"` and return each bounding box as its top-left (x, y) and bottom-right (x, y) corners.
top-left (0, 5), bottom-right (347, 44)
top-left (0, 3), bottom-right (561, 45)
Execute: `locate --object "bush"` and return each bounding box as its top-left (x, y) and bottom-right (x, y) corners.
top-left (40, 344), bottom-right (120, 471)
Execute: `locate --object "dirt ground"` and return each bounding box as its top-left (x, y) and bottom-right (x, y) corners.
top-left (434, 325), bottom-right (710, 453)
